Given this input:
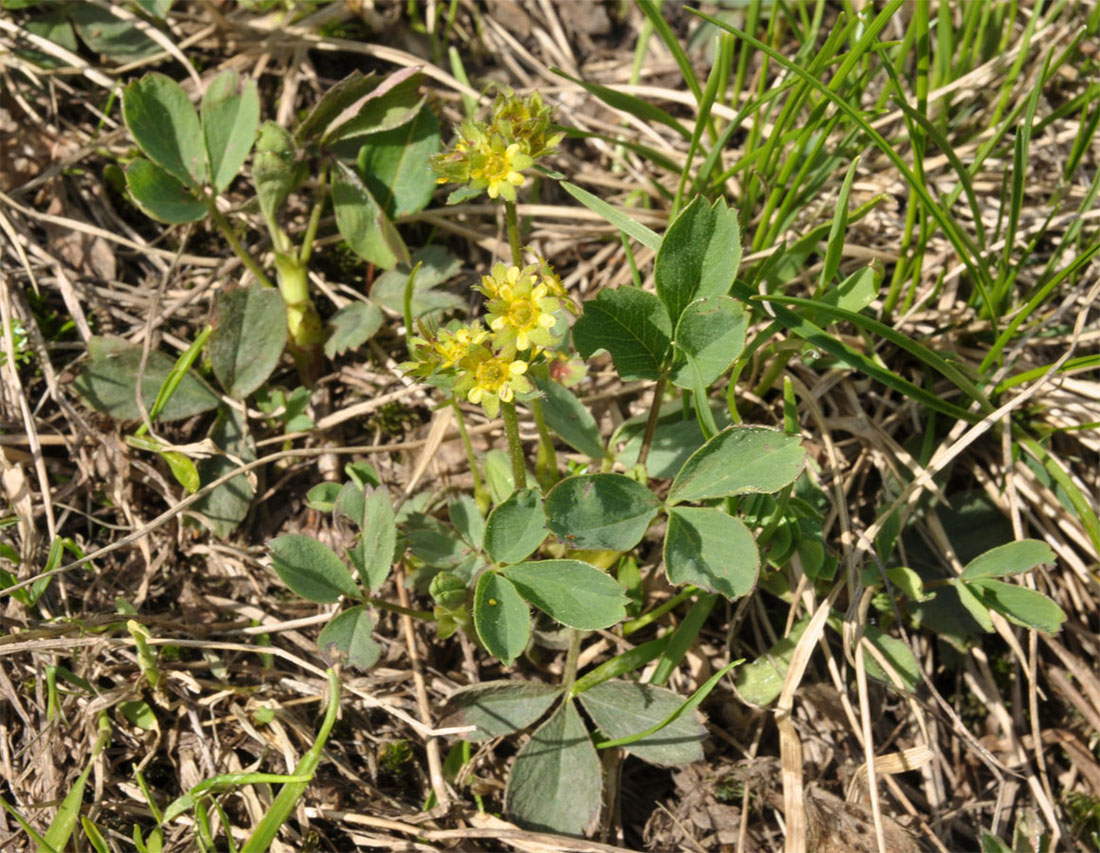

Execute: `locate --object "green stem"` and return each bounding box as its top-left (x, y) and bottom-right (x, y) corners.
top-left (504, 199), bottom-right (524, 266)
top-left (561, 628), bottom-right (582, 697)
top-left (637, 374), bottom-right (668, 470)
top-left (451, 398), bottom-right (490, 512)
top-left (208, 204), bottom-right (275, 289)
top-left (298, 165), bottom-right (328, 265)
top-left (529, 396), bottom-right (559, 488)
top-left (500, 400), bottom-right (527, 490)
top-left (367, 596), bottom-right (433, 621)
top-left (623, 586), bottom-right (697, 636)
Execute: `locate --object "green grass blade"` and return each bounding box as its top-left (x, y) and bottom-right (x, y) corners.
top-left (691, 9), bottom-right (997, 325)
top-left (571, 634), bottom-right (671, 698)
top-left (595, 657), bottom-right (740, 749)
top-left (1018, 435), bottom-right (1100, 556)
top-left (550, 68), bottom-right (691, 141)
top-left (637, 0), bottom-right (703, 104)
top-left (763, 294), bottom-right (993, 412)
top-left (239, 669), bottom-right (339, 853)
top-left (40, 758), bottom-right (94, 853)
top-left (560, 181), bottom-right (663, 251)
top-left (734, 284), bottom-right (979, 423)
top-left (649, 593), bottom-right (718, 686)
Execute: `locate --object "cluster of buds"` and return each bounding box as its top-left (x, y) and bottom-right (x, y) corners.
top-left (430, 89), bottom-right (563, 203)
top-left (406, 260), bottom-right (572, 418)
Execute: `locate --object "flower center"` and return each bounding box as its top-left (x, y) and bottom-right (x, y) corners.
top-left (476, 359), bottom-right (508, 391)
top-left (508, 300), bottom-right (537, 328)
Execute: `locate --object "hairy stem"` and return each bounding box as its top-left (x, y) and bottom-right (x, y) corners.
top-left (504, 199), bottom-right (524, 265)
top-left (452, 398), bottom-right (490, 511)
top-left (500, 400), bottom-right (527, 490)
top-left (529, 396), bottom-right (559, 488)
top-left (561, 628), bottom-right (582, 696)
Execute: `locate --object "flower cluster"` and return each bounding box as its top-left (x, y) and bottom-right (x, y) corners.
top-left (431, 90), bottom-right (563, 203)
top-left (406, 259), bottom-right (568, 417)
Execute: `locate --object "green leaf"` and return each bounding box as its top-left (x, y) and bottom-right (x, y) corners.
top-left (669, 295), bottom-right (747, 389)
top-left (532, 376), bottom-right (605, 460)
top-left (545, 473), bottom-right (661, 551)
top-left (959, 539), bottom-right (1056, 581)
top-left (20, 11), bottom-right (78, 69)
top-left (192, 409), bottom-right (255, 538)
top-left (356, 103), bottom-right (440, 217)
top-left (71, 2), bottom-right (159, 62)
top-left (664, 507), bottom-right (758, 599)
top-left (209, 284), bottom-right (286, 398)
top-left (119, 700), bottom-right (158, 730)
top-left (253, 121), bottom-right (298, 226)
top-left (861, 625), bottom-right (920, 691)
top-left (551, 68), bottom-right (690, 141)
top-left (201, 69), bottom-right (260, 194)
top-left (268, 534), bottom-right (359, 603)
top-left (449, 495), bottom-right (485, 550)
top-left (74, 337), bottom-right (218, 421)
top-left (951, 578), bottom-right (995, 633)
top-left (505, 700), bottom-right (602, 835)
top-left (350, 487), bottom-right (396, 592)
top-left (578, 680), bottom-right (705, 766)
top-left (370, 246), bottom-right (462, 318)
top-left (124, 159), bottom-right (207, 224)
top-left (967, 579), bottom-right (1067, 634)
top-left (294, 70), bottom-right (384, 144)
top-left (733, 619), bottom-right (809, 707)
top-left (443, 680), bottom-right (561, 741)
top-left (160, 450), bottom-right (199, 493)
top-left (668, 425), bottom-right (806, 505)
top-left (655, 196), bottom-right (741, 324)
top-left (473, 572), bottom-right (530, 664)
top-left (317, 605), bottom-right (381, 670)
top-left (483, 449), bottom-right (516, 505)
top-left (323, 301), bottom-right (383, 359)
top-left (820, 265), bottom-right (878, 312)
top-left (484, 489), bottom-right (547, 565)
top-left (333, 162), bottom-right (409, 270)
top-left (572, 287), bottom-right (672, 381)
top-left (323, 68), bottom-right (424, 147)
top-left (305, 482), bottom-right (342, 513)
top-left (614, 403), bottom-right (729, 479)
top-left (502, 560), bottom-right (629, 630)
top-left (123, 72), bottom-right (205, 188)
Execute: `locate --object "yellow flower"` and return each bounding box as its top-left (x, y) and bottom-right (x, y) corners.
top-left (433, 323), bottom-right (489, 368)
top-left (454, 345), bottom-right (532, 418)
top-left (470, 136), bottom-right (534, 202)
top-left (478, 262), bottom-right (561, 353)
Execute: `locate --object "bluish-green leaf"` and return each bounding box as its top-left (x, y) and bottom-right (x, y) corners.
top-left (356, 103), bottom-right (440, 217)
top-left (209, 283), bottom-right (286, 398)
top-left (317, 605), bottom-right (381, 670)
top-left (484, 489), bottom-right (547, 564)
top-left (655, 196), bottom-right (741, 324)
top-left (349, 487), bottom-right (396, 591)
top-left (444, 680), bottom-right (561, 741)
top-left (71, 2), bottom-right (159, 62)
top-left (124, 159), bottom-right (207, 224)
top-left (268, 534), bottom-right (359, 603)
top-left (370, 246), bottom-right (463, 318)
top-left (578, 680), bottom-right (705, 767)
top-left (861, 624), bottom-right (920, 691)
top-left (505, 699), bottom-right (602, 835)
top-left (959, 539), bottom-right (1055, 581)
top-left (664, 507), bottom-right (758, 599)
top-left (669, 295), bottom-right (747, 389)
top-left (75, 337), bottom-right (218, 421)
top-left (123, 72), bottom-right (205, 187)
top-left (545, 473), bottom-right (661, 551)
top-left (323, 300), bottom-right (383, 359)
top-left (668, 426), bottom-right (806, 504)
top-left (502, 560), bottom-right (629, 630)
top-left (333, 162), bottom-right (410, 270)
top-left (201, 69), bottom-right (260, 193)
top-left (473, 572), bottom-right (530, 664)
top-left (951, 578), bottom-right (995, 633)
top-left (323, 68), bottom-right (424, 147)
top-left (572, 287), bottom-right (672, 381)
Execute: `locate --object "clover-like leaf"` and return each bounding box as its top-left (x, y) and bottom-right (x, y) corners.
top-left (123, 72), bottom-right (205, 187)
top-left (317, 605), bottom-right (381, 670)
top-left (545, 474), bottom-right (661, 551)
top-left (201, 68), bottom-right (260, 193)
top-left (572, 287), bottom-right (672, 381)
top-left (473, 572), bottom-right (529, 664)
top-left (502, 560), bottom-right (629, 630)
top-left (668, 426), bottom-right (806, 505)
top-left (664, 506), bottom-right (759, 599)
top-left (124, 159), bottom-right (206, 224)
top-left (209, 283), bottom-right (286, 398)
top-left (655, 196), bottom-right (741, 324)
top-left (485, 489), bottom-right (547, 565)
top-left (268, 534), bottom-right (359, 603)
